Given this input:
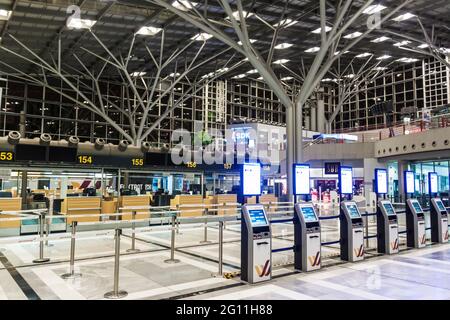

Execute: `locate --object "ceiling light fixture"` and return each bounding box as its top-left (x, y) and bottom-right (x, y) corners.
top-left (281, 76), bottom-right (293, 81)
top-left (344, 31), bottom-right (362, 39)
top-left (377, 55), bottom-right (392, 60)
top-left (273, 18), bottom-right (297, 28)
top-left (305, 47), bottom-right (320, 53)
top-left (136, 26), bottom-right (162, 36)
top-left (274, 43), bottom-right (293, 50)
top-left (392, 12), bottom-right (416, 22)
top-left (371, 36), bottom-right (390, 43)
top-left (273, 59), bottom-right (290, 64)
top-left (237, 39), bottom-right (257, 45)
top-left (228, 11), bottom-right (254, 21)
top-left (0, 10), bottom-right (12, 21)
top-left (311, 26), bottom-right (332, 34)
top-left (172, 0), bottom-right (198, 11)
top-left (67, 18), bottom-right (96, 30)
top-left (356, 52), bottom-right (373, 58)
top-left (191, 33), bottom-right (213, 41)
top-left (363, 4), bottom-right (387, 15)
top-left (393, 40), bottom-right (411, 47)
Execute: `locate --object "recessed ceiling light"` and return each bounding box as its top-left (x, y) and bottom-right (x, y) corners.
top-left (246, 69), bottom-right (258, 74)
top-left (417, 43), bottom-right (429, 49)
top-left (356, 52), bottom-right (373, 58)
top-left (311, 26), bottom-right (332, 34)
top-left (136, 26), bottom-right (162, 36)
top-left (273, 19), bottom-right (297, 28)
top-left (374, 67), bottom-right (387, 71)
top-left (274, 43), bottom-right (293, 50)
top-left (228, 11), bottom-right (254, 21)
top-left (0, 10), bottom-right (12, 21)
top-left (273, 59), bottom-right (290, 64)
top-left (334, 50), bottom-right (350, 55)
top-left (363, 4), bottom-right (387, 15)
top-left (305, 47), bottom-right (320, 53)
top-left (377, 55), bottom-right (392, 60)
top-left (191, 33), bottom-right (213, 41)
top-left (281, 76), bottom-right (293, 81)
top-left (67, 18), bottom-right (97, 30)
top-left (344, 74), bottom-right (355, 78)
top-left (371, 36), bottom-right (390, 43)
top-left (344, 31), bottom-right (362, 39)
top-left (392, 12), bottom-right (416, 22)
top-left (172, 0), bottom-right (198, 11)
top-left (169, 72), bottom-right (180, 77)
top-left (237, 39), bottom-right (257, 45)
top-left (393, 40), bottom-right (411, 47)
top-left (233, 74), bottom-right (246, 79)
top-left (257, 77), bottom-right (264, 80)
top-left (321, 78), bottom-right (333, 82)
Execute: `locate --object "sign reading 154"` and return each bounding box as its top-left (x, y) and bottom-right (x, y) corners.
top-left (0, 151), bottom-right (14, 161)
top-left (78, 155), bottom-right (93, 164)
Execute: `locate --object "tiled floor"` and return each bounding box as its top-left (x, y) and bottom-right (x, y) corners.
top-left (0, 219), bottom-right (448, 300)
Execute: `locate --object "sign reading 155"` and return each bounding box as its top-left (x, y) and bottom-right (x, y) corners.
top-left (132, 158), bottom-right (144, 166)
top-left (0, 151), bottom-right (14, 161)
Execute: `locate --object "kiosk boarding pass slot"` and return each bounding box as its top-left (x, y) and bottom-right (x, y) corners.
top-left (340, 202), bottom-right (364, 262)
top-left (294, 203), bottom-right (321, 272)
top-left (241, 204), bottom-right (272, 284)
top-left (430, 199), bottom-right (449, 243)
top-left (406, 199), bottom-right (427, 248)
top-left (377, 200), bottom-right (399, 254)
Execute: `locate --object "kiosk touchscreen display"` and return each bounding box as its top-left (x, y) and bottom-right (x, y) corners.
top-left (411, 201), bottom-right (423, 213)
top-left (346, 204), bottom-right (361, 219)
top-left (300, 206), bottom-right (318, 222)
top-left (248, 209), bottom-right (268, 226)
top-left (382, 203), bottom-right (396, 216)
top-left (435, 200), bottom-right (446, 212)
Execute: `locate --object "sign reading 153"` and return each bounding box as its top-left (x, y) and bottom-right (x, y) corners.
top-left (78, 155), bottom-right (93, 164)
top-left (0, 151), bottom-right (14, 161)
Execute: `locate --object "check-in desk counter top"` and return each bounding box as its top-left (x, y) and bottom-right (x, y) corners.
top-left (0, 198), bottom-right (22, 228)
top-left (171, 195), bottom-right (204, 217)
top-left (246, 194), bottom-right (278, 212)
top-left (61, 196), bottom-right (102, 223)
top-left (119, 195), bottom-right (151, 221)
top-left (210, 194), bottom-right (238, 215)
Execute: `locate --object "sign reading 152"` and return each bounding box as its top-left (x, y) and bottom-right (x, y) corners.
top-left (78, 155), bottom-right (93, 164)
top-left (0, 151), bottom-right (14, 161)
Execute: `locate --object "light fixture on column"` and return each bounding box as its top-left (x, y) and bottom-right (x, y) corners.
top-left (7, 131), bottom-right (21, 145)
top-left (39, 133), bottom-right (52, 146)
top-left (94, 138), bottom-right (106, 150)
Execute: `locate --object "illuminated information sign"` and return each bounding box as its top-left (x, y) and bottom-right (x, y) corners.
top-left (294, 164), bottom-right (310, 195)
top-left (339, 166), bottom-right (353, 195)
top-left (429, 172), bottom-right (438, 194)
top-left (242, 163), bottom-right (261, 196)
top-left (405, 171), bottom-right (415, 194)
top-left (375, 168), bottom-right (388, 195)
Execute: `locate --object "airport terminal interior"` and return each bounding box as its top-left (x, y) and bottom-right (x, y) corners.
top-left (0, 0), bottom-right (448, 301)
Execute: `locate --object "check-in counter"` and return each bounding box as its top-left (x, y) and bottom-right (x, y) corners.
top-left (102, 198), bottom-right (118, 216)
top-left (119, 195), bottom-right (151, 221)
top-left (171, 195), bottom-right (204, 217)
top-left (0, 198), bottom-right (22, 228)
top-left (260, 194), bottom-right (278, 213)
top-left (214, 194), bottom-right (238, 215)
top-left (61, 196), bottom-right (102, 223)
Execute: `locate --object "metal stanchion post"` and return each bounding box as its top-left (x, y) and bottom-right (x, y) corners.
top-left (127, 211), bottom-right (140, 253)
top-left (175, 205), bottom-right (181, 235)
top-left (33, 213), bottom-right (50, 263)
top-left (365, 214), bottom-right (370, 248)
top-left (46, 196), bottom-right (54, 247)
top-left (62, 221), bottom-right (81, 279)
top-left (104, 229), bottom-right (128, 299)
top-left (164, 215), bottom-right (180, 264)
top-left (200, 208), bottom-right (211, 244)
top-left (213, 220), bottom-right (224, 277)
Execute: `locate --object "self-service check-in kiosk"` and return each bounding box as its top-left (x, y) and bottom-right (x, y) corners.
top-left (241, 204), bottom-right (272, 284)
top-left (340, 201), bottom-right (365, 262)
top-left (430, 198), bottom-right (449, 243)
top-left (294, 203), bottom-right (321, 272)
top-left (376, 200), bottom-right (399, 254)
top-left (406, 199), bottom-right (427, 248)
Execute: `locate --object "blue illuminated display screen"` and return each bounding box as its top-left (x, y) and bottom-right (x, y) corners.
top-left (411, 201), bottom-right (423, 213)
top-left (382, 203), bottom-right (396, 216)
top-left (248, 209), bottom-right (268, 226)
top-left (300, 206), bottom-right (318, 222)
top-left (346, 204), bottom-right (361, 219)
top-left (435, 200), bottom-right (446, 212)
top-left (339, 167), bottom-right (353, 195)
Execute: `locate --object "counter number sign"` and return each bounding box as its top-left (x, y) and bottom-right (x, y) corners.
top-left (132, 158), bottom-right (144, 166)
top-left (78, 155), bottom-right (93, 165)
top-left (0, 151), bottom-right (14, 162)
